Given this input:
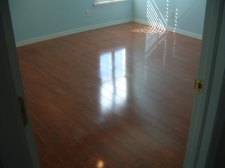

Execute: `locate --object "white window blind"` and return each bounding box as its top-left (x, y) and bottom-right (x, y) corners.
top-left (94, 0), bottom-right (126, 5)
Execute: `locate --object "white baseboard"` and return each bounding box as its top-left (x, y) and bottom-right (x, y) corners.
top-left (16, 18), bottom-right (202, 47)
top-left (133, 18), bottom-right (202, 40)
top-left (16, 18), bottom-right (133, 47)
top-left (166, 26), bottom-right (202, 40)
top-left (133, 19), bottom-right (149, 25)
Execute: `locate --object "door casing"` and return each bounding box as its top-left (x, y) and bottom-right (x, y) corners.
top-left (0, 0), bottom-right (40, 167)
top-left (184, 0), bottom-right (225, 167)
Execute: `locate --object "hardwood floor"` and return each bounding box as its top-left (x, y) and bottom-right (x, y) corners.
top-left (17, 22), bottom-right (201, 168)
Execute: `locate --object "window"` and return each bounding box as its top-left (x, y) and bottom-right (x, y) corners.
top-left (94, 0), bottom-right (126, 5)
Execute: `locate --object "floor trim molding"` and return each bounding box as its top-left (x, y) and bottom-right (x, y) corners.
top-left (16, 18), bottom-right (202, 47)
top-left (16, 18), bottom-right (133, 47)
top-left (133, 19), bottom-right (202, 40)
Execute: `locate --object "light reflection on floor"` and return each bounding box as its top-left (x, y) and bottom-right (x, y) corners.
top-left (99, 48), bottom-right (127, 115)
top-left (97, 160), bottom-right (105, 168)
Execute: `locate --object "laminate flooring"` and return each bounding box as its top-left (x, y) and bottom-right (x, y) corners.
top-left (18, 22), bottom-right (201, 168)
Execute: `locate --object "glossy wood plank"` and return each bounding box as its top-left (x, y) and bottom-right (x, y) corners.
top-left (17, 22), bottom-right (201, 168)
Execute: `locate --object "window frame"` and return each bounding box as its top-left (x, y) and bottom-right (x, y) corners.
top-left (93, 0), bottom-right (126, 6)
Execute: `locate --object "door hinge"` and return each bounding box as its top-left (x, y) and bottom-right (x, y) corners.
top-left (18, 97), bottom-right (28, 127)
top-left (194, 79), bottom-right (203, 92)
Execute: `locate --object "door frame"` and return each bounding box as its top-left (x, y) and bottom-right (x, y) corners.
top-left (0, 0), bottom-right (40, 167)
top-left (184, 0), bottom-right (225, 167)
top-left (206, 70), bottom-right (225, 168)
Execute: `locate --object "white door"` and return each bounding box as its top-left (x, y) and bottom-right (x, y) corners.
top-left (0, 0), bottom-right (40, 167)
top-left (184, 0), bottom-right (225, 167)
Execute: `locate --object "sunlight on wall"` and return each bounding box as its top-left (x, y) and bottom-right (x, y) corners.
top-left (99, 48), bottom-right (127, 115)
top-left (174, 8), bottom-right (178, 32)
top-left (147, 0), bottom-right (167, 30)
top-left (145, 0), bottom-right (167, 55)
top-left (147, 0), bottom-right (179, 31)
top-left (145, 0), bottom-right (178, 57)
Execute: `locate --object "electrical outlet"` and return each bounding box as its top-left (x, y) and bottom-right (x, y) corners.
top-left (170, 11), bottom-right (175, 19)
top-left (86, 8), bottom-right (91, 16)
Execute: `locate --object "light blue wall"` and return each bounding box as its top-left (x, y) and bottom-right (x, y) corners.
top-left (9, 0), bottom-right (133, 43)
top-left (133, 0), bottom-right (206, 35)
top-left (9, 0), bottom-right (206, 43)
